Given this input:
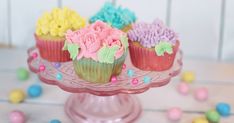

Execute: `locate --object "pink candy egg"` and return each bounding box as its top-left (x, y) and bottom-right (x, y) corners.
top-left (167, 107), bottom-right (183, 121)
top-left (194, 88), bottom-right (209, 101)
top-left (9, 110), bottom-right (26, 123)
top-left (177, 83), bottom-right (190, 95)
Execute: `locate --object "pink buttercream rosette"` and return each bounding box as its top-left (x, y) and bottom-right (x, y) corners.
top-left (65, 21), bottom-right (128, 83)
top-left (65, 21), bottom-right (125, 61)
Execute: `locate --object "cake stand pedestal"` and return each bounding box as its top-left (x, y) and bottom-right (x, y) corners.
top-left (27, 47), bottom-right (182, 123)
top-left (65, 94), bottom-right (141, 123)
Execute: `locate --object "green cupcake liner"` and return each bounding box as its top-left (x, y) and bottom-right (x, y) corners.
top-left (73, 53), bottom-right (127, 83)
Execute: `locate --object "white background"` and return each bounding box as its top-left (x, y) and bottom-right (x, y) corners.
top-left (0, 0), bottom-right (233, 61)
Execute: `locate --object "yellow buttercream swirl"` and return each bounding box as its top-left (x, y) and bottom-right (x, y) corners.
top-left (36, 7), bottom-right (86, 37)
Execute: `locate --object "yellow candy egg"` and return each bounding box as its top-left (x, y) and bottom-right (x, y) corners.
top-left (181, 71), bottom-right (195, 83)
top-left (192, 117), bottom-right (209, 123)
top-left (9, 89), bottom-right (26, 104)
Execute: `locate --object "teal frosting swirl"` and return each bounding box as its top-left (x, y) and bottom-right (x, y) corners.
top-left (90, 2), bottom-right (136, 29)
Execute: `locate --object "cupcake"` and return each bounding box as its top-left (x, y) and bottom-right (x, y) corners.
top-left (63, 21), bottom-right (129, 83)
top-left (127, 19), bottom-right (180, 71)
top-left (35, 7), bottom-right (86, 62)
top-left (89, 2), bottom-right (136, 32)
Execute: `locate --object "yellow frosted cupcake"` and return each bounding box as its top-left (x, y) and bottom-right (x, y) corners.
top-left (35, 7), bottom-right (86, 62)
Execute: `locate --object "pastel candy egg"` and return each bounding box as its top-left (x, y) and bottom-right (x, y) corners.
top-left (194, 88), bottom-right (208, 101)
top-left (192, 117), bottom-right (209, 123)
top-left (27, 84), bottom-right (42, 98)
top-left (9, 110), bottom-right (26, 123)
top-left (177, 83), bottom-right (190, 95)
top-left (16, 68), bottom-right (29, 81)
top-left (181, 71), bottom-right (195, 83)
top-left (9, 89), bottom-right (25, 104)
top-left (167, 107), bottom-right (183, 121)
top-left (50, 119), bottom-right (61, 123)
top-left (205, 110), bottom-right (220, 123)
top-left (216, 103), bottom-right (231, 117)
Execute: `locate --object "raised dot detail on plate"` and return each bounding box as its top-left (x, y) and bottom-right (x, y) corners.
top-left (122, 64), bottom-right (126, 69)
top-left (143, 76), bottom-right (151, 83)
top-left (32, 52), bottom-right (38, 59)
top-left (111, 76), bottom-right (117, 83)
top-left (39, 65), bottom-right (45, 72)
top-left (131, 78), bottom-right (139, 86)
top-left (54, 62), bottom-right (61, 69)
top-left (56, 73), bottom-right (63, 80)
top-left (127, 69), bottom-right (134, 77)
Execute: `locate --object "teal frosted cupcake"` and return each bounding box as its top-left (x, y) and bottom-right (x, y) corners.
top-left (90, 2), bottom-right (136, 32)
top-left (63, 21), bottom-right (129, 83)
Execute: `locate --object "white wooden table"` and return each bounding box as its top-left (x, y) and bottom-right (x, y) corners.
top-left (0, 48), bottom-right (234, 123)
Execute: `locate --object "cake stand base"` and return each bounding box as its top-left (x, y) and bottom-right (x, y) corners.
top-left (65, 93), bottom-right (142, 123)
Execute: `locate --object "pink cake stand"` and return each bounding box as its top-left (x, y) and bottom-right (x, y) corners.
top-left (27, 47), bottom-right (182, 123)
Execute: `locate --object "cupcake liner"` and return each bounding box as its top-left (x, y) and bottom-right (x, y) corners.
top-left (73, 53), bottom-right (127, 83)
top-left (129, 41), bottom-right (179, 71)
top-left (112, 52), bottom-right (127, 75)
top-left (35, 34), bottom-right (71, 62)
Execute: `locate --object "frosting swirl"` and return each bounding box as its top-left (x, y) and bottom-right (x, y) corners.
top-left (36, 7), bottom-right (86, 37)
top-left (90, 2), bottom-right (136, 29)
top-left (64, 21), bottom-right (128, 63)
top-left (128, 19), bottom-right (178, 48)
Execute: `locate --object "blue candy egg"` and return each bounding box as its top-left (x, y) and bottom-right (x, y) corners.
top-left (56, 73), bottom-right (63, 80)
top-left (216, 103), bottom-right (231, 117)
top-left (27, 84), bottom-right (42, 98)
top-left (50, 119), bottom-right (61, 123)
top-left (127, 69), bottom-right (134, 77)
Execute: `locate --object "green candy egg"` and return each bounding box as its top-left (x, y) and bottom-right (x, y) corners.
top-left (16, 68), bottom-right (29, 81)
top-left (205, 109), bottom-right (220, 123)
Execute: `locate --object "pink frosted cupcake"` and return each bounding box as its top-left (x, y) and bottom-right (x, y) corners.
top-left (63, 21), bottom-right (129, 83)
top-left (128, 19), bottom-right (180, 71)
top-left (35, 7), bottom-right (86, 62)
